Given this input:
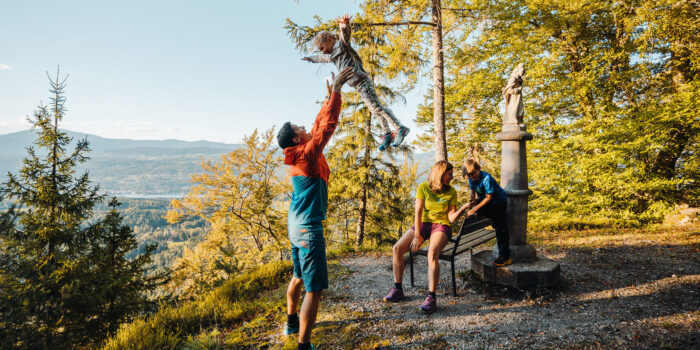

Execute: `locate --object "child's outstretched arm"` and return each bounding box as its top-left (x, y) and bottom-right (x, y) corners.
top-left (302, 54), bottom-right (332, 63)
top-left (467, 194), bottom-right (491, 217)
top-left (338, 13), bottom-right (353, 46)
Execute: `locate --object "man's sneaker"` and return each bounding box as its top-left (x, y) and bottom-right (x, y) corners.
top-left (419, 294), bottom-right (437, 314)
top-left (378, 132), bottom-right (394, 151)
top-left (493, 256), bottom-right (512, 267)
top-left (383, 287), bottom-right (405, 302)
top-left (283, 321), bottom-right (299, 335)
top-left (391, 126), bottom-right (410, 147)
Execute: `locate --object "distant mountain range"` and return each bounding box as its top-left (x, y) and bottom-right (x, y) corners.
top-left (0, 130), bottom-right (242, 196)
top-left (0, 129), bottom-right (435, 197)
top-left (0, 129), bottom-right (240, 157)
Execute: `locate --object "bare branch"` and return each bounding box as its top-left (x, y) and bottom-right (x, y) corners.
top-left (365, 21), bottom-right (435, 27)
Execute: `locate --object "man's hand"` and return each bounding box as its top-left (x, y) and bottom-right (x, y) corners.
top-left (325, 72), bottom-right (335, 99)
top-left (339, 13), bottom-right (352, 24)
top-left (467, 208), bottom-right (477, 217)
top-left (332, 67), bottom-right (354, 92)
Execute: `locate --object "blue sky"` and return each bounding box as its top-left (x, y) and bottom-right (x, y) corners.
top-left (0, 0), bottom-right (425, 144)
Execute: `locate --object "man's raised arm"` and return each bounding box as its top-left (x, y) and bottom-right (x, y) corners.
top-left (304, 67), bottom-right (354, 157)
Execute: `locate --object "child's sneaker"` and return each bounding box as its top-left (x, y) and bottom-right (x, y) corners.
top-left (383, 287), bottom-right (405, 302)
top-left (493, 256), bottom-right (512, 267)
top-left (420, 294), bottom-right (436, 314)
top-left (391, 126), bottom-right (410, 147)
top-left (378, 132), bottom-right (394, 151)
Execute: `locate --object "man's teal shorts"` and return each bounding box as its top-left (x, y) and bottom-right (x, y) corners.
top-left (289, 224), bottom-right (328, 293)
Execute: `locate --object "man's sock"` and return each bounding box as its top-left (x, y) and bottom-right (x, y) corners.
top-left (394, 282), bottom-right (403, 290)
top-left (298, 342), bottom-right (311, 350)
top-left (287, 313), bottom-right (299, 326)
top-left (428, 291), bottom-right (436, 299)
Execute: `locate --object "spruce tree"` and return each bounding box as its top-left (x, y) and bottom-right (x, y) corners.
top-left (86, 198), bottom-right (167, 339)
top-left (0, 70), bottom-right (103, 348)
top-left (0, 70), bottom-right (165, 348)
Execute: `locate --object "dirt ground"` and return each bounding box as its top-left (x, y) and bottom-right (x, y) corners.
top-left (298, 224), bottom-right (699, 349)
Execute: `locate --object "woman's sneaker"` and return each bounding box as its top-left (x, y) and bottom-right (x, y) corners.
top-left (493, 256), bottom-right (512, 267)
top-left (391, 126), bottom-right (410, 147)
top-left (378, 132), bottom-right (394, 151)
top-left (420, 294), bottom-right (436, 314)
top-left (383, 287), bottom-right (405, 302)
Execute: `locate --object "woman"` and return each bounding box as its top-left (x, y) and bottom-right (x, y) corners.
top-left (382, 161), bottom-right (469, 313)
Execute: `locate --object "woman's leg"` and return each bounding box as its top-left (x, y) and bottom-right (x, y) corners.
top-left (392, 228), bottom-right (417, 283)
top-left (426, 231), bottom-right (450, 292)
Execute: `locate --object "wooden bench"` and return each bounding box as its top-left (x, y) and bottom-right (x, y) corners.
top-left (409, 215), bottom-right (496, 296)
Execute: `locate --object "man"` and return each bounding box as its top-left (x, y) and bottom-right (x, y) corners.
top-left (277, 67), bottom-right (353, 350)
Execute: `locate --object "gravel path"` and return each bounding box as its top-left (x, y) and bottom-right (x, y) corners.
top-left (317, 239), bottom-right (699, 349)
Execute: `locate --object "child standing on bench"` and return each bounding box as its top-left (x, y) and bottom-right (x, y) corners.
top-left (382, 161), bottom-right (469, 313)
top-left (462, 159), bottom-right (511, 267)
top-left (303, 14), bottom-right (410, 151)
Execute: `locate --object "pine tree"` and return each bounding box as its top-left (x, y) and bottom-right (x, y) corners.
top-left (86, 198), bottom-right (168, 339)
top-left (0, 70), bottom-right (165, 348)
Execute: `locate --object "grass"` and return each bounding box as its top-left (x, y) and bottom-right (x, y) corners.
top-left (527, 223), bottom-right (700, 250)
top-left (100, 245), bottom-right (364, 350)
top-left (100, 260), bottom-right (293, 349)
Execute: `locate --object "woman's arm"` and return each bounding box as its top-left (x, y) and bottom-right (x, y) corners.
top-left (467, 194), bottom-right (492, 217)
top-left (414, 197), bottom-right (424, 235)
top-left (447, 203), bottom-right (470, 223)
top-left (410, 197), bottom-right (425, 252)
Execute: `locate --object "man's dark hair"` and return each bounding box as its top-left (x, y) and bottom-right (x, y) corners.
top-left (277, 122), bottom-right (298, 149)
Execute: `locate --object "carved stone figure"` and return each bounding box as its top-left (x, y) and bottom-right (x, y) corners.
top-left (502, 63), bottom-right (525, 125)
top-left (472, 63), bottom-right (560, 289)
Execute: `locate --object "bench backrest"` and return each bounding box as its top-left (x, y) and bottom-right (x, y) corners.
top-left (440, 215), bottom-right (496, 257)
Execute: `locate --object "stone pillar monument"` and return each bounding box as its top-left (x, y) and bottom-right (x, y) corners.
top-left (496, 63), bottom-right (537, 263)
top-left (471, 64), bottom-right (560, 288)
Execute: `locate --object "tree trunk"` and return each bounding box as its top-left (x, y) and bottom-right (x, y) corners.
top-left (432, 0), bottom-right (447, 162)
top-left (355, 111), bottom-right (372, 247)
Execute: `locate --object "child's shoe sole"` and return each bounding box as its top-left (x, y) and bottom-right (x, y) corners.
top-left (493, 258), bottom-right (512, 267)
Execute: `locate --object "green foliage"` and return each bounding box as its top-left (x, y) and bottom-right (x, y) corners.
top-left (93, 198), bottom-right (208, 287)
top-left (166, 128), bottom-right (290, 299)
top-left (324, 102), bottom-right (418, 247)
top-left (100, 260), bottom-right (293, 350)
top-left (291, 1), bottom-right (698, 229)
top-left (0, 71), bottom-right (165, 348)
top-left (86, 198), bottom-right (169, 338)
top-left (389, 0), bottom-right (700, 228)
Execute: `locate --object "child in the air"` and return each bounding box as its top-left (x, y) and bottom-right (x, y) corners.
top-left (303, 14), bottom-right (410, 151)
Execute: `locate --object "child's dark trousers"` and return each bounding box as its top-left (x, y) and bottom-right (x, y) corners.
top-left (477, 201), bottom-right (510, 259)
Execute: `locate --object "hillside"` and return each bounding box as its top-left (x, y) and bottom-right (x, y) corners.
top-left (100, 223), bottom-right (700, 349)
top-left (0, 129), bottom-right (242, 196)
